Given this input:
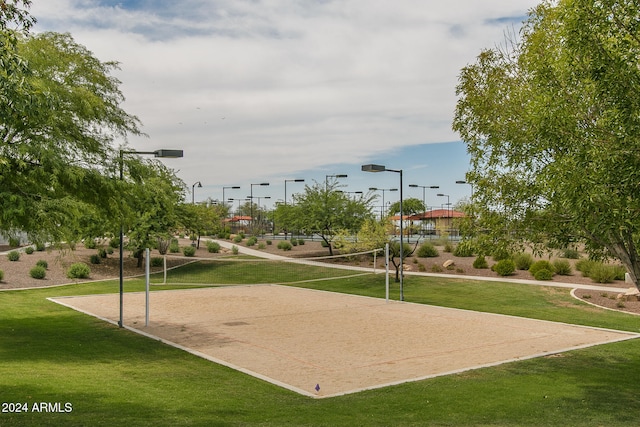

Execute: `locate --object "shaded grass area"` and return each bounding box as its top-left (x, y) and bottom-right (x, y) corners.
top-left (1, 271), bottom-right (640, 426)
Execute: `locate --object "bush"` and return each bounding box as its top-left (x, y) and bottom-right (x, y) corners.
top-left (443, 242), bottom-right (454, 253)
top-left (473, 255), bottom-right (489, 269)
top-left (97, 248), bottom-right (108, 258)
top-left (529, 260), bottom-right (555, 277)
top-left (613, 265), bottom-right (627, 281)
top-left (84, 239), bottom-right (97, 249)
top-left (575, 259), bottom-right (599, 277)
top-left (0, 269), bottom-right (4, 281)
top-left (8, 236), bottom-right (20, 247)
top-left (533, 268), bottom-right (554, 280)
top-left (588, 264), bottom-right (617, 283)
top-left (7, 250), bottom-right (20, 261)
top-left (277, 241), bottom-right (292, 251)
top-left (207, 241), bottom-right (221, 253)
top-left (320, 240), bottom-right (329, 247)
top-left (36, 260), bottom-right (48, 269)
top-left (494, 259), bottom-right (516, 276)
top-left (297, 239), bottom-right (305, 246)
top-left (247, 236), bottom-right (258, 247)
top-left (258, 243), bottom-right (266, 250)
top-left (89, 254), bottom-right (101, 264)
top-left (183, 245), bottom-right (196, 257)
top-left (109, 238), bottom-right (120, 248)
top-left (233, 235), bottom-right (243, 243)
top-left (552, 259), bottom-right (572, 276)
top-left (24, 246), bottom-right (34, 255)
top-left (169, 241), bottom-right (180, 253)
top-left (150, 257), bottom-right (164, 267)
top-left (67, 263), bottom-right (91, 279)
top-left (231, 245), bottom-right (239, 255)
top-left (561, 248), bottom-right (580, 259)
top-left (453, 241), bottom-right (474, 257)
top-left (416, 242), bottom-right (439, 258)
top-left (492, 248), bottom-right (512, 262)
top-left (290, 238), bottom-right (298, 246)
top-left (266, 240), bottom-right (272, 245)
top-left (513, 253), bottom-right (533, 270)
top-left (35, 242), bottom-right (46, 251)
top-left (29, 266), bottom-right (47, 280)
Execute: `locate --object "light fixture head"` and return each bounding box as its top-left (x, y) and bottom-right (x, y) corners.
top-left (361, 164), bottom-right (386, 172)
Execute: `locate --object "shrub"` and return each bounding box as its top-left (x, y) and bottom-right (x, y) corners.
top-left (258, 243), bottom-right (266, 250)
top-left (431, 265), bottom-right (443, 273)
top-left (36, 260), bottom-right (48, 269)
top-left (453, 241), bottom-right (474, 257)
top-left (575, 259), bottom-right (598, 277)
top-left (277, 241), bottom-right (292, 251)
top-left (169, 241), bottom-right (180, 253)
top-left (297, 239), bottom-right (305, 246)
top-left (443, 242), bottom-right (454, 253)
top-left (613, 266), bottom-right (627, 281)
top-left (533, 269), bottom-right (554, 280)
top-left (89, 254), bottom-right (101, 264)
top-left (247, 236), bottom-right (258, 246)
top-left (589, 264), bottom-right (617, 283)
top-left (29, 266), bottom-right (47, 280)
top-left (529, 260), bottom-right (555, 277)
top-left (84, 239), bottom-right (97, 249)
top-left (67, 263), bottom-right (91, 279)
top-left (552, 259), bottom-right (572, 276)
top-left (109, 238), bottom-right (120, 248)
top-left (8, 236), bottom-right (20, 247)
top-left (290, 238), bottom-right (298, 246)
top-left (35, 242), bottom-right (46, 251)
top-left (233, 235), bottom-right (243, 243)
top-left (97, 248), bottom-right (108, 258)
top-left (150, 257), bottom-right (164, 267)
top-left (266, 240), bottom-right (272, 245)
top-left (24, 246), bottom-right (34, 255)
top-left (416, 242), bottom-right (439, 258)
top-left (561, 248), bottom-right (580, 259)
top-left (473, 255), bottom-right (488, 269)
top-left (0, 269), bottom-right (4, 281)
top-left (207, 241), bottom-right (221, 253)
top-left (513, 253), bottom-right (533, 270)
top-left (231, 245), bottom-right (239, 255)
top-left (320, 240), bottom-right (329, 247)
top-left (183, 245), bottom-right (196, 257)
top-left (7, 251), bottom-right (20, 261)
top-left (494, 259), bottom-right (516, 276)
top-left (492, 248), bottom-right (511, 262)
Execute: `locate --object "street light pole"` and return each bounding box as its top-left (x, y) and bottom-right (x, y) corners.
top-left (250, 182), bottom-right (269, 233)
top-left (119, 148), bottom-right (183, 328)
top-left (284, 179), bottom-right (305, 205)
top-left (222, 186), bottom-right (240, 209)
top-left (409, 184), bottom-right (439, 234)
top-left (191, 181), bottom-right (202, 204)
top-left (362, 164), bottom-right (405, 301)
top-left (369, 187), bottom-right (397, 220)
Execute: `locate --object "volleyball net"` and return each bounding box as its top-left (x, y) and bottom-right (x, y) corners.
top-left (148, 248), bottom-right (387, 287)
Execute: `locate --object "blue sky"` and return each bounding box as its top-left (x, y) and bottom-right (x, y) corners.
top-left (31, 0), bottom-right (538, 209)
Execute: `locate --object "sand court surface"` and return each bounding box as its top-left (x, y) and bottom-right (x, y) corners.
top-left (51, 285), bottom-right (639, 398)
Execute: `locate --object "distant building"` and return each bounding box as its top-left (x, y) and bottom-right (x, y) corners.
top-left (407, 209), bottom-right (465, 236)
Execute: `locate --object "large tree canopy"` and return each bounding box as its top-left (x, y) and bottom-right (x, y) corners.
top-left (453, 0), bottom-right (640, 287)
top-left (1, 12), bottom-right (145, 242)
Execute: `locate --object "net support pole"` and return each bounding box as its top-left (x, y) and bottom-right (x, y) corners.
top-left (385, 243), bottom-right (389, 303)
top-left (145, 248), bottom-right (150, 327)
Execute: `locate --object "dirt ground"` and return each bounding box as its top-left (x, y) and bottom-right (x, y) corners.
top-left (1, 237), bottom-right (639, 315)
top-left (50, 285), bottom-right (638, 398)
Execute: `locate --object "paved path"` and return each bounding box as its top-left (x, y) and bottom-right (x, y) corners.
top-left (208, 239), bottom-right (631, 293)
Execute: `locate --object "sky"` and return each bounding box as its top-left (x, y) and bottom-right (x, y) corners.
top-left (30, 0), bottom-right (539, 210)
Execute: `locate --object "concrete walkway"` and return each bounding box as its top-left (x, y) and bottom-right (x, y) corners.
top-left (207, 238), bottom-right (631, 294)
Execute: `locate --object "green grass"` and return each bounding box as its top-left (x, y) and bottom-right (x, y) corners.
top-left (1, 270), bottom-right (640, 426)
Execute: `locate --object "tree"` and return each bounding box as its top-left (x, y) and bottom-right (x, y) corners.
top-left (387, 198), bottom-right (425, 217)
top-left (284, 180), bottom-right (374, 255)
top-left (452, 0), bottom-right (640, 287)
top-left (1, 27), bottom-right (143, 243)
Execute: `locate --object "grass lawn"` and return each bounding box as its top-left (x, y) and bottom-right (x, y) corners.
top-left (1, 268), bottom-right (640, 426)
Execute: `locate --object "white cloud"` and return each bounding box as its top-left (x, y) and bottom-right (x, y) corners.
top-left (30, 0), bottom-right (538, 202)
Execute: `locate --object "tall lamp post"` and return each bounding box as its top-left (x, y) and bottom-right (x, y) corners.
top-left (250, 182), bottom-right (269, 232)
top-left (456, 180), bottom-right (474, 197)
top-left (368, 187), bottom-right (397, 220)
top-left (191, 181), bottom-right (202, 204)
top-left (325, 174), bottom-right (347, 191)
top-left (119, 148), bottom-right (183, 328)
top-left (437, 193), bottom-right (451, 236)
top-left (222, 186), bottom-right (240, 209)
top-left (362, 164), bottom-right (405, 301)
top-left (409, 184), bottom-right (439, 234)
top-left (284, 178), bottom-right (305, 205)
